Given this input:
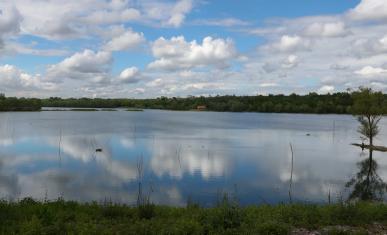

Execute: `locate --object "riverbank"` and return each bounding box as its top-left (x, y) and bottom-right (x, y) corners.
top-left (1, 199), bottom-right (386, 234)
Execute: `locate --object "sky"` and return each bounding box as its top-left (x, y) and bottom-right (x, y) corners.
top-left (1, 0), bottom-right (387, 98)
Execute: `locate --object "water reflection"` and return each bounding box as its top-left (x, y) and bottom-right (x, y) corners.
top-left (346, 150), bottom-right (387, 201)
top-left (150, 138), bottom-right (230, 179)
top-left (0, 111), bottom-right (386, 205)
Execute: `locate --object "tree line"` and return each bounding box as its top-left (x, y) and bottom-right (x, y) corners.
top-left (0, 93), bottom-right (41, 111)
top-left (41, 91), bottom-right (387, 114)
top-left (1, 90), bottom-right (387, 114)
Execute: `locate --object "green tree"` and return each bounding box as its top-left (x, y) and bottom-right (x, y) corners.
top-left (348, 87), bottom-right (386, 201)
top-left (351, 87), bottom-right (384, 153)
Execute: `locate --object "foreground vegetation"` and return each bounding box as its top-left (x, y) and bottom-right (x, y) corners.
top-left (1, 198), bottom-right (387, 234)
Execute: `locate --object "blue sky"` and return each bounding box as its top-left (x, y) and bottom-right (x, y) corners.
top-left (1, 0), bottom-right (387, 98)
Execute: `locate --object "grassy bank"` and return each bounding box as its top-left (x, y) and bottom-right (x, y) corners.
top-left (1, 198), bottom-right (387, 234)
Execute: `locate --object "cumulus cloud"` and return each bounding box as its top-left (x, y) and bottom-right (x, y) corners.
top-left (0, 64), bottom-right (57, 92)
top-left (351, 34), bottom-right (387, 57)
top-left (271, 35), bottom-right (311, 52)
top-left (0, 6), bottom-right (21, 37)
top-left (47, 50), bottom-right (112, 83)
top-left (261, 55), bottom-right (299, 73)
top-left (348, 0), bottom-right (387, 21)
top-left (103, 29), bottom-right (145, 51)
top-left (354, 66), bottom-right (387, 77)
top-left (317, 85), bottom-right (335, 94)
top-left (0, 6), bottom-right (22, 51)
top-left (83, 8), bottom-right (141, 25)
top-left (303, 22), bottom-right (350, 37)
top-left (3, 0), bottom-right (387, 97)
top-left (281, 55), bottom-right (299, 69)
top-left (1, 0), bottom-right (194, 41)
top-left (140, 0), bottom-right (193, 28)
top-left (166, 0), bottom-right (193, 27)
top-left (148, 36), bottom-right (237, 70)
top-left (118, 67), bottom-right (142, 83)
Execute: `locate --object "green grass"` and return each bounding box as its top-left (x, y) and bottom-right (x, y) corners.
top-left (1, 199), bottom-right (387, 234)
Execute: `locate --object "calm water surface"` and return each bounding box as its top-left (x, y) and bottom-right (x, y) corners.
top-left (0, 110), bottom-right (386, 206)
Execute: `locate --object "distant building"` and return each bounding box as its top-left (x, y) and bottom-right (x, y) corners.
top-left (197, 105), bottom-right (207, 111)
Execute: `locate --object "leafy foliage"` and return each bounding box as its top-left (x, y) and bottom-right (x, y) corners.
top-left (0, 95), bottom-right (41, 111)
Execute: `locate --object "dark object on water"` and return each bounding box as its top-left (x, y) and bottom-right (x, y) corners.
top-left (352, 143), bottom-right (387, 152)
top-left (95, 148), bottom-right (103, 152)
top-left (306, 133), bottom-right (310, 136)
top-left (361, 142), bottom-right (365, 151)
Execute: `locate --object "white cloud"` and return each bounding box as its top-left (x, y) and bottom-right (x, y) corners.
top-left (148, 36), bottom-right (237, 70)
top-left (1, 0), bottom-right (194, 41)
top-left (83, 8), bottom-right (141, 25)
top-left (140, 0), bottom-right (193, 28)
top-left (281, 55), bottom-right (299, 69)
top-left (351, 34), bottom-right (387, 57)
top-left (47, 50), bottom-right (112, 83)
top-left (118, 67), bottom-right (142, 83)
top-left (348, 0), bottom-right (387, 21)
top-left (317, 85), bottom-right (335, 94)
top-left (166, 0), bottom-right (193, 27)
top-left (354, 66), bottom-right (387, 77)
top-left (2, 42), bottom-right (68, 56)
top-left (259, 83), bottom-right (278, 88)
top-left (103, 29), bottom-right (145, 51)
top-left (272, 35), bottom-right (311, 52)
top-left (3, 0), bottom-right (387, 97)
top-left (0, 64), bottom-right (57, 92)
top-left (304, 22), bottom-right (350, 37)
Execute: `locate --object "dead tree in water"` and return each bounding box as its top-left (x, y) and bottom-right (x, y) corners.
top-left (137, 155), bottom-right (144, 206)
top-left (288, 143), bottom-right (294, 203)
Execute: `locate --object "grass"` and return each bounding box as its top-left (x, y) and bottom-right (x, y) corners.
top-left (1, 198), bottom-right (387, 234)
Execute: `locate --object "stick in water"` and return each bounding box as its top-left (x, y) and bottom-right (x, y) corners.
top-left (289, 143), bottom-right (294, 203)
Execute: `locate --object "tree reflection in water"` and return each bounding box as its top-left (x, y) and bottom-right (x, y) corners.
top-left (346, 150), bottom-right (387, 201)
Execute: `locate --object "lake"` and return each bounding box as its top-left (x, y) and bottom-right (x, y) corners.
top-left (0, 110), bottom-right (386, 206)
